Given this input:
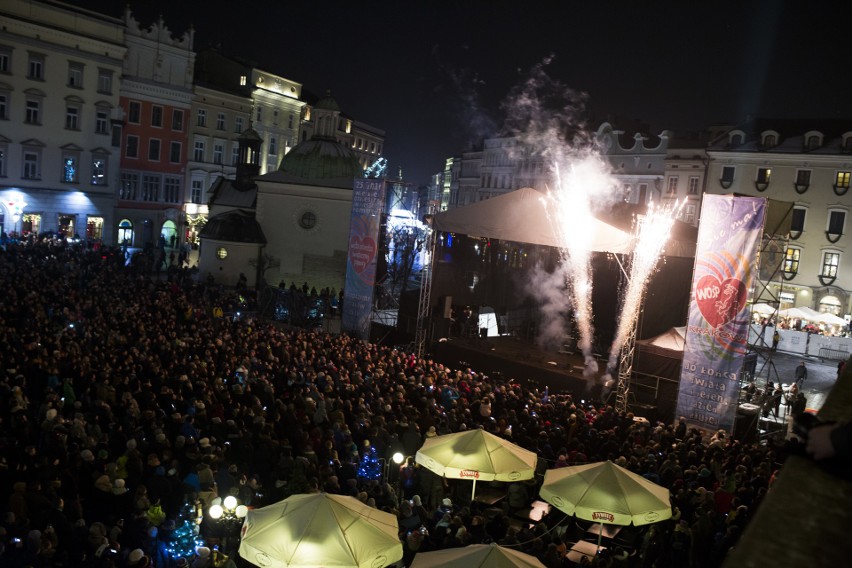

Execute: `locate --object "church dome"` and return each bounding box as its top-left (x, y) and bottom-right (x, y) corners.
top-left (278, 137), bottom-right (363, 181)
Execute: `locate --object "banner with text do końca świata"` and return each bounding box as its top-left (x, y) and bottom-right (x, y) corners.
top-left (676, 195), bottom-right (767, 434)
top-left (341, 178), bottom-right (386, 341)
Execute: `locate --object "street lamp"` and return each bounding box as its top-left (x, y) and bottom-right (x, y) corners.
top-left (207, 496), bottom-right (247, 554)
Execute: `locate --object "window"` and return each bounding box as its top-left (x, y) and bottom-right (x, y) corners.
top-left (288, 114), bottom-right (294, 129)
top-left (65, 106), bottom-right (80, 130)
top-left (91, 157), bottom-right (107, 185)
top-left (796, 169), bottom-right (811, 186)
top-left (151, 105), bottom-right (163, 127)
top-left (67, 62), bottom-right (83, 88)
top-left (197, 109), bottom-right (207, 127)
top-left (216, 112), bottom-right (225, 130)
top-left (791, 207), bottom-right (806, 233)
top-left (120, 172), bottom-right (138, 200)
top-left (97, 69), bottom-right (113, 94)
top-left (256, 106), bottom-right (262, 122)
top-left (757, 167), bottom-right (771, 184)
top-left (763, 134), bottom-right (777, 147)
top-left (835, 171), bottom-right (851, 190)
top-left (0, 146), bottom-right (5, 177)
top-left (231, 145), bottom-right (240, 166)
top-left (27, 53), bottom-right (45, 80)
top-left (163, 176), bottom-right (181, 203)
top-left (86, 216), bottom-right (104, 240)
top-left (807, 135), bottom-right (820, 150)
top-left (111, 123), bottom-right (122, 148)
top-left (682, 203), bottom-right (697, 224)
top-left (62, 155), bottom-right (78, 183)
top-left (235, 116), bottom-right (244, 133)
top-left (822, 252), bottom-right (840, 278)
top-left (213, 143), bottom-right (223, 165)
top-left (0, 47), bottom-right (10, 73)
top-left (23, 150), bottom-right (40, 179)
top-left (191, 179), bottom-right (203, 204)
top-left (193, 140), bottom-right (205, 162)
top-left (688, 176), bottom-right (700, 194)
top-left (720, 166), bottom-right (735, 187)
top-left (666, 176), bottom-right (678, 194)
top-left (148, 139), bottom-right (161, 161)
top-left (125, 135), bottom-right (139, 158)
top-left (239, 75), bottom-right (247, 86)
top-left (268, 136), bottom-right (277, 156)
top-left (828, 210), bottom-right (846, 235)
top-left (299, 211), bottom-right (317, 230)
top-left (95, 109), bottom-right (109, 134)
top-left (25, 99), bottom-right (40, 124)
top-left (142, 174), bottom-right (160, 201)
top-left (216, 247), bottom-right (228, 259)
top-left (0, 93), bottom-right (7, 120)
top-left (128, 101), bottom-right (141, 124)
top-left (172, 109), bottom-right (183, 131)
top-left (784, 248), bottom-right (800, 275)
top-left (169, 141), bottom-right (181, 163)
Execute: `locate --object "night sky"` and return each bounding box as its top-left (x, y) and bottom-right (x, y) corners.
top-left (69, 0), bottom-right (852, 186)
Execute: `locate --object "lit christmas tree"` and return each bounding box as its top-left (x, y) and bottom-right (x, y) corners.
top-left (357, 444), bottom-right (381, 480)
top-left (166, 499), bottom-right (205, 563)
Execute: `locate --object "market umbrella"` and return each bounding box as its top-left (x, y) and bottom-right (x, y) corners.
top-left (415, 429), bottom-right (537, 500)
top-left (817, 312), bottom-right (848, 327)
top-left (778, 307), bottom-right (816, 321)
top-left (238, 493), bottom-right (403, 568)
top-left (539, 461), bottom-right (671, 553)
top-left (750, 303), bottom-right (776, 316)
top-left (410, 543), bottom-right (546, 568)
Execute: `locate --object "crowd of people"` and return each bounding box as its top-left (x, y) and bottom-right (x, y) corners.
top-left (0, 236), bottom-right (800, 567)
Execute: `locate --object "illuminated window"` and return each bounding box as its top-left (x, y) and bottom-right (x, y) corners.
top-left (86, 216), bottom-right (104, 240)
top-left (62, 155), bottom-right (78, 183)
top-left (299, 211), bottom-right (317, 230)
top-left (91, 156), bottom-right (107, 185)
top-left (835, 171), bottom-right (851, 190)
top-left (216, 247), bottom-right (228, 259)
top-left (822, 252), bottom-right (840, 278)
top-left (783, 248), bottom-right (800, 275)
top-left (239, 75), bottom-right (247, 86)
top-left (757, 167), bottom-right (771, 184)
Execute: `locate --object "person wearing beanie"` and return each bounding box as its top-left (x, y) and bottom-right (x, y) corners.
top-left (191, 545), bottom-right (212, 567)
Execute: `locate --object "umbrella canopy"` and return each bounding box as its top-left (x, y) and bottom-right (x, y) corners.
top-left (415, 429), bottom-right (537, 500)
top-left (238, 493), bottom-right (403, 568)
top-left (410, 543), bottom-right (546, 568)
top-left (778, 307), bottom-right (816, 321)
top-left (415, 429), bottom-right (537, 482)
top-left (817, 312), bottom-right (848, 327)
top-left (539, 461), bottom-right (671, 527)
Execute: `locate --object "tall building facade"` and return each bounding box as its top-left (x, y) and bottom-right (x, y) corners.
top-left (0, 0), bottom-right (125, 240)
top-left (116, 9), bottom-right (194, 249)
top-left (705, 119), bottom-right (852, 315)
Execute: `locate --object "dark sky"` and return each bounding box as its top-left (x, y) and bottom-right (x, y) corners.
top-left (71, 0), bottom-right (852, 186)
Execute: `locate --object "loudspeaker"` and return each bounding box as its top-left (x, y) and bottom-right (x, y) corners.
top-left (441, 296), bottom-right (453, 319)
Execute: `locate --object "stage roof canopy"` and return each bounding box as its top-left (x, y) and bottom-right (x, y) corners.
top-left (430, 187), bottom-right (697, 257)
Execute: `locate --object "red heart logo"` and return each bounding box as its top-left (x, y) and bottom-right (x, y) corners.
top-left (349, 235), bottom-right (377, 274)
top-left (694, 275), bottom-right (747, 328)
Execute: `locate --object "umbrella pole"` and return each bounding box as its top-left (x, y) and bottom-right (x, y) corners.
top-left (471, 477), bottom-right (477, 502)
top-left (596, 523), bottom-right (603, 555)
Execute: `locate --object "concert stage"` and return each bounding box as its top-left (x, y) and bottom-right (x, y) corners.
top-left (430, 335), bottom-right (676, 423)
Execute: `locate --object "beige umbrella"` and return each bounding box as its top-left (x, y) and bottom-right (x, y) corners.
top-left (238, 493), bottom-right (403, 568)
top-left (410, 543), bottom-right (546, 568)
top-left (540, 461), bottom-right (671, 553)
top-left (415, 429), bottom-right (537, 500)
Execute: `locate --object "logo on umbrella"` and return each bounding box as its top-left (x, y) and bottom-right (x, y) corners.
top-left (459, 470), bottom-right (480, 478)
top-left (592, 512), bottom-right (615, 522)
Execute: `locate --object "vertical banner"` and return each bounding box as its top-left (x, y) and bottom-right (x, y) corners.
top-left (342, 178), bottom-right (386, 340)
top-left (675, 195), bottom-right (767, 433)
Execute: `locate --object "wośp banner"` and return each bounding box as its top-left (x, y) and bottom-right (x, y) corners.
top-left (341, 178), bottom-right (386, 340)
top-left (675, 195), bottom-right (767, 433)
